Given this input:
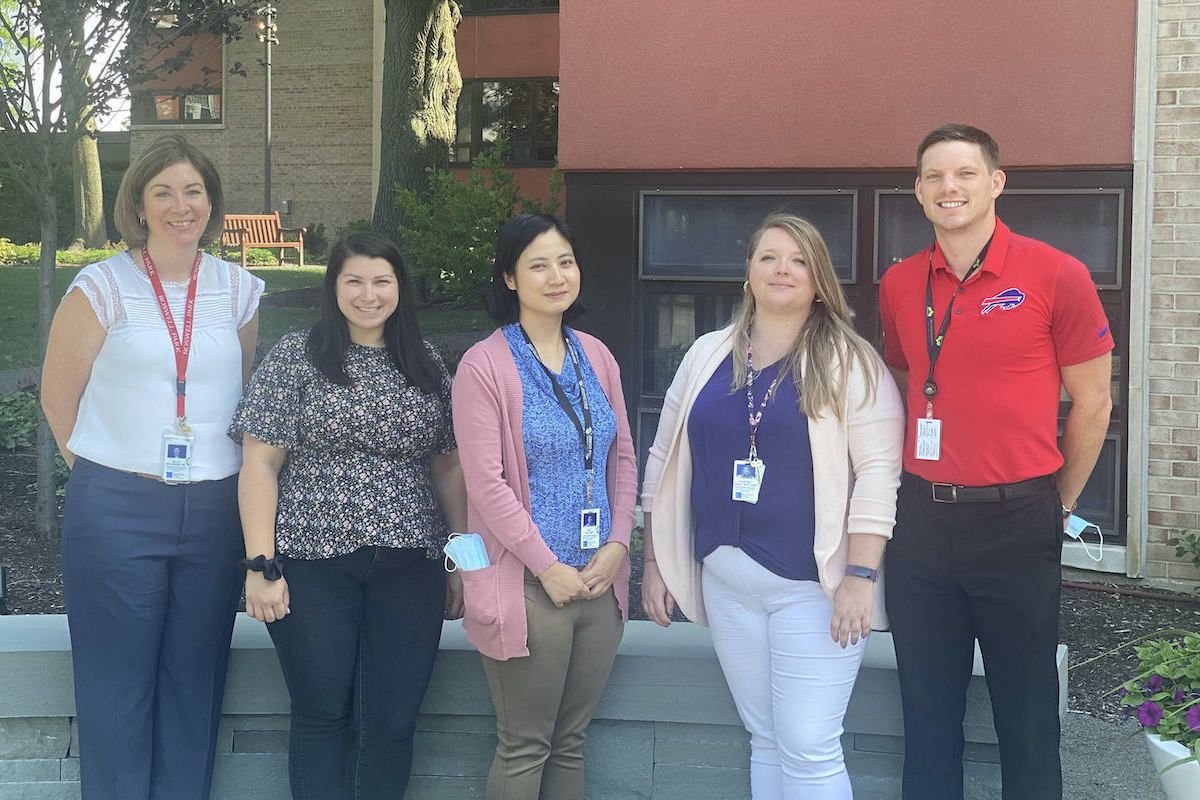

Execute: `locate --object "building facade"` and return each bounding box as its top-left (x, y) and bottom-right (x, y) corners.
top-left (135, 0), bottom-right (1200, 587)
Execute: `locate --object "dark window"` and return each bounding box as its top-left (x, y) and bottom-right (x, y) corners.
top-left (875, 189), bottom-right (1124, 286)
top-left (641, 192), bottom-right (857, 282)
top-left (454, 79), bottom-right (558, 165)
top-left (461, 0), bottom-right (558, 13)
top-left (132, 92), bottom-right (221, 124)
top-left (614, 171), bottom-right (1132, 544)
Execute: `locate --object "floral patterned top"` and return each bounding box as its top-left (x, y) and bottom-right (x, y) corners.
top-left (228, 331), bottom-right (456, 559)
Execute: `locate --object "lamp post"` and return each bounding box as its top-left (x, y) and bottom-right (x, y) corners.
top-left (255, 6), bottom-right (278, 214)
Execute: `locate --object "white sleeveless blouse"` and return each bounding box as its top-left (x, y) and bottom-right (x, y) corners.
top-left (66, 251), bottom-right (265, 480)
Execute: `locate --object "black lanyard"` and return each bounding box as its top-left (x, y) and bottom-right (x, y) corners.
top-left (520, 326), bottom-right (595, 501)
top-left (921, 235), bottom-right (993, 403)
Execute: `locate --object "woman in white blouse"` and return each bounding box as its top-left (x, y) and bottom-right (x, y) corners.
top-left (41, 135), bottom-right (263, 800)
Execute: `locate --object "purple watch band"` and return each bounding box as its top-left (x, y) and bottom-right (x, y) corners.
top-left (845, 564), bottom-right (879, 582)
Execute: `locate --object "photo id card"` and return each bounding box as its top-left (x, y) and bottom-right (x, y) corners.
top-left (580, 508), bottom-right (601, 550)
top-left (732, 458), bottom-right (765, 504)
top-left (915, 417), bottom-right (942, 461)
top-left (160, 429), bottom-right (195, 484)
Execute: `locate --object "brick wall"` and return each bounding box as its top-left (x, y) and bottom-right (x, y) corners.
top-left (130, 0), bottom-right (377, 240)
top-left (1146, 0), bottom-right (1200, 583)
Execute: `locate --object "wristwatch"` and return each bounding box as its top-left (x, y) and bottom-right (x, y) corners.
top-left (844, 564), bottom-right (879, 583)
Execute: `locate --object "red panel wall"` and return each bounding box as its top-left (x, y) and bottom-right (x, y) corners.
top-left (559, 1), bottom-right (1135, 171)
top-left (458, 12), bottom-right (559, 79)
top-left (135, 32), bottom-right (223, 91)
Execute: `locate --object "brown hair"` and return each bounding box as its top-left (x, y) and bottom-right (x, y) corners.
top-left (729, 214), bottom-right (879, 421)
top-left (113, 134), bottom-right (225, 248)
top-left (917, 124), bottom-right (1001, 173)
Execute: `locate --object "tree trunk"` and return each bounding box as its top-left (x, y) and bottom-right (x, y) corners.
top-left (36, 188), bottom-right (58, 541)
top-left (372, 0), bottom-right (462, 242)
top-left (71, 127), bottom-right (105, 247)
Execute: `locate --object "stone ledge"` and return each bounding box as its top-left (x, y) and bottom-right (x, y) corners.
top-left (0, 615), bottom-right (1067, 799)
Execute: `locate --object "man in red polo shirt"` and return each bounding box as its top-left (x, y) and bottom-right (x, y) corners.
top-left (878, 124), bottom-right (1113, 800)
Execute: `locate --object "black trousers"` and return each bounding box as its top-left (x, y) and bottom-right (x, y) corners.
top-left (267, 546), bottom-right (446, 800)
top-left (885, 473), bottom-right (1063, 800)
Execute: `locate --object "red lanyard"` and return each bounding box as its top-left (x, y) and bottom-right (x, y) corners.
top-left (141, 247), bottom-right (201, 428)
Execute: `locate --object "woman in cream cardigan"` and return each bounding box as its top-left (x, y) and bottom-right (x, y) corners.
top-left (641, 213), bottom-right (904, 800)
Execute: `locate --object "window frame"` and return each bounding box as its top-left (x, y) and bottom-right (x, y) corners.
top-left (460, 0), bottom-right (559, 15)
top-left (453, 77), bottom-right (559, 166)
top-left (872, 187), bottom-right (1127, 288)
top-left (637, 188), bottom-right (859, 283)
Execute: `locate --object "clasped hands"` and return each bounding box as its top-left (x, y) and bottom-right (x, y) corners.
top-left (537, 541), bottom-right (627, 607)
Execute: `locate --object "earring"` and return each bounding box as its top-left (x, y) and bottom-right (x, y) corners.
top-left (814, 296), bottom-right (824, 303)
top-left (139, 217), bottom-right (146, 227)
top-left (742, 280), bottom-right (749, 292)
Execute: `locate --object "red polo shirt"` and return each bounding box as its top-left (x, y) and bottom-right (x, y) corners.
top-left (878, 218), bottom-right (1114, 486)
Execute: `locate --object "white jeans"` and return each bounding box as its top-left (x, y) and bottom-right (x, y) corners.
top-left (702, 546), bottom-right (865, 800)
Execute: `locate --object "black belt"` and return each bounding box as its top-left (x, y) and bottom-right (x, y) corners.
top-left (905, 473), bottom-right (1054, 504)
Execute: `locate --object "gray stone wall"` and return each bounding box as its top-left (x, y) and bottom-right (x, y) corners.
top-left (1, 616), bottom-right (1064, 799)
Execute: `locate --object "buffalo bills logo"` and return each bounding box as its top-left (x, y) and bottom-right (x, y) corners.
top-left (980, 288), bottom-right (1026, 315)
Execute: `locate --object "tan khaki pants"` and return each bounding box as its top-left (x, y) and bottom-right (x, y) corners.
top-left (480, 574), bottom-right (623, 800)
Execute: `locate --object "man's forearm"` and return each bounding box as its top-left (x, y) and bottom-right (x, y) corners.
top-left (1056, 397), bottom-right (1112, 508)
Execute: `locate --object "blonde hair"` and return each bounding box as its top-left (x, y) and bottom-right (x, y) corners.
top-left (730, 213), bottom-right (878, 420)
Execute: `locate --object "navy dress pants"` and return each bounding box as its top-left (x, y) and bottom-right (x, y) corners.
top-left (62, 458), bottom-right (243, 800)
top-left (885, 473), bottom-right (1064, 800)
top-left (266, 546), bottom-right (446, 800)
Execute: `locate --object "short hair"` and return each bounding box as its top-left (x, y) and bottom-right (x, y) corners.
top-left (113, 134), bottom-right (225, 248)
top-left (917, 124), bottom-right (1001, 173)
top-left (487, 212), bottom-right (584, 326)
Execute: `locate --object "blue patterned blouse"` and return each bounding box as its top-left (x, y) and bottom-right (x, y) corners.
top-left (503, 323), bottom-right (617, 567)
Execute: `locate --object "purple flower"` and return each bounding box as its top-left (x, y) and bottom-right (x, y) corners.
top-left (1175, 689), bottom-right (1186, 705)
top-left (1138, 701), bottom-right (1164, 728)
top-left (1147, 674), bottom-right (1163, 692)
top-left (1188, 705), bottom-right (1200, 733)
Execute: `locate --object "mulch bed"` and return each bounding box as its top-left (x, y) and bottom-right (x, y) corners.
top-left (2, 450), bottom-right (1197, 721)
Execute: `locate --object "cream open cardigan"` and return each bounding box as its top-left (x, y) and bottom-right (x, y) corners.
top-left (640, 325), bottom-right (905, 629)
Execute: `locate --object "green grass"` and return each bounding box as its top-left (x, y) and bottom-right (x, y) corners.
top-left (0, 263), bottom-right (490, 370)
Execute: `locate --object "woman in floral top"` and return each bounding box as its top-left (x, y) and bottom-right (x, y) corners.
top-left (229, 232), bottom-right (466, 800)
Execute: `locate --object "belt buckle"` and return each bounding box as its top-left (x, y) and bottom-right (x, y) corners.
top-left (932, 482), bottom-right (958, 503)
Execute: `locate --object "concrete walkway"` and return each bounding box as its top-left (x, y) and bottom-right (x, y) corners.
top-left (1062, 712), bottom-right (1166, 800)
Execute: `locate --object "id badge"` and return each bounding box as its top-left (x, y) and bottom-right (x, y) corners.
top-left (915, 417), bottom-right (942, 461)
top-left (579, 508), bottom-right (601, 550)
top-left (732, 458), bottom-right (765, 504)
top-left (161, 428), bottom-right (195, 484)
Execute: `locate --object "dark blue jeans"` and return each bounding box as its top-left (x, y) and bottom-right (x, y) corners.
top-left (267, 546), bottom-right (446, 800)
top-left (62, 458), bottom-right (243, 800)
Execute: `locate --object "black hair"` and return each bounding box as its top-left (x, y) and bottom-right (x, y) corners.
top-left (487, 212), bottom-right (584, 326)
top-left (306, 232), bottom-right (441, 393)
top-left (917, 124), bottom-right (1001, 172)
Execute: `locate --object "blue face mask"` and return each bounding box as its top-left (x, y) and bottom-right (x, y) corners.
top-left (444, 533), bottom-right (491, 572)
top-left (1064, 514), bottom-right (1104, 562)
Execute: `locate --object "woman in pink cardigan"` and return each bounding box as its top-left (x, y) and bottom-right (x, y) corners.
top-left (452, 213), bottom-right (638, 800)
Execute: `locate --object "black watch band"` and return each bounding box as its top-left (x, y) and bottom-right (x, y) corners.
top-left (239, 554), bottom-right (285, 581)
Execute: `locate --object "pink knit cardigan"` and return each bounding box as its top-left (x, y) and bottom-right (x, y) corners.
top-left (451, 328), bottom-right (638, 661)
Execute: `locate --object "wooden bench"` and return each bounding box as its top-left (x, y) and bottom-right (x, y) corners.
top-left (221, 213), bottom-right (305, 269)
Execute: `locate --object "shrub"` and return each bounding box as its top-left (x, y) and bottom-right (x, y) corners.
top-left (395, 143), bottom-right (561, 306)
top-left (1117, 630), bottom-right (1200, 762)
top-left (0, 240), bottom-right (122, 266)
top-left (304, 222), bottom-right (329, 260)
top-left (0, 389), bottom-right (39, 451)
top-left (334, 219), bottom-right (373, 242)
top-left (0, 239), bottom-right (41, 264)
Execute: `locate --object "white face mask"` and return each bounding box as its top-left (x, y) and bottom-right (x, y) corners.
top-left (1065, 514), bottom-right (1104, 562)
top-left (444, 533), bottom-right (491, 572)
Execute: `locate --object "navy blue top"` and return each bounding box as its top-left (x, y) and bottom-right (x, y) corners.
top-left (687, 353), bottom-right (818, 581)
top-left (504, 323), bottom-right (617, 567)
